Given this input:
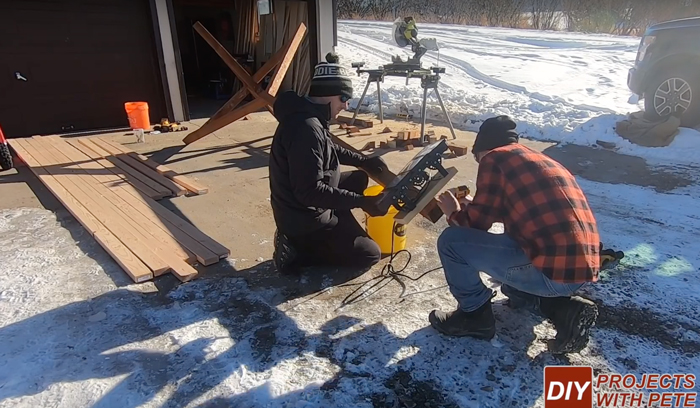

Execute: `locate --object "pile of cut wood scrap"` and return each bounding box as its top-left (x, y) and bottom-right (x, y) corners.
top-left (332, 116), bottom-right (447, 152)
top-left (9, 136), bottom-right (229, 283)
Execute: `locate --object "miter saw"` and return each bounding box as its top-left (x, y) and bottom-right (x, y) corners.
top-left (348, 17), bottom-right (456, 144)
top-left (390, 17), bottom-right (440, 68)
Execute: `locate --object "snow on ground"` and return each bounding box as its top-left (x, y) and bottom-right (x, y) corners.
top-left (2, 21), bottom-right (700, 408)
top-left (337, 20), bottom-right (700, 166)
top-left (2, 176), bottom-right (700, 407)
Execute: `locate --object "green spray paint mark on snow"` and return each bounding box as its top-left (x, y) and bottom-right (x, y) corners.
top-left (655, 257), bottom-right (694, 277)
top-left (623, 243), bottom-right (657, 268)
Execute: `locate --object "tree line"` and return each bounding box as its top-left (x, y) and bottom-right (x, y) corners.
top-left (338, 0), bottom-right (700, 35)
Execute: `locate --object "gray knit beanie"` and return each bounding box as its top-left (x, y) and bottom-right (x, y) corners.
top-left (308, 52), bottom-right (353, 100)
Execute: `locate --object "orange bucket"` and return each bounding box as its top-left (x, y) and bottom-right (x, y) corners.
top-left (124, 102), bottom-right (151, 130)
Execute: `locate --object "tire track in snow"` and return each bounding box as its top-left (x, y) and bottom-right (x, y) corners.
top-left (340, 32), bottom-right (613, 115)
top-left (435, 52), bottom-right (616, 114)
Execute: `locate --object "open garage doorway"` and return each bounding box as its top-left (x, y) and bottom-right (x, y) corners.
top-left (171, 0), bottom-right (313, 120)
top-left (172, 0), bottom-right (258, 119)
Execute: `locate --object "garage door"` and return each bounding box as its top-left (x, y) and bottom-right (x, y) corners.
top-left (0, 0), bottom-right (167, 137)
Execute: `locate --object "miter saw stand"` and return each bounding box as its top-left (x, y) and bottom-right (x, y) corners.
top-left (349, 62), bottom-right (457, 145)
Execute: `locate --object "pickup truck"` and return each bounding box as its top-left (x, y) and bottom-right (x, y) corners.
top-left (628, 16), bottom-right (700, 127)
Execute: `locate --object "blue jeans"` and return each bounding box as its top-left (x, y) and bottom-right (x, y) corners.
top-left (437, 226), bottom-right (585, 312)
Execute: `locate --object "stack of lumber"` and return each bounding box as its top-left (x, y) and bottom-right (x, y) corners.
top-left (8, 136), bottom-right (229, 283)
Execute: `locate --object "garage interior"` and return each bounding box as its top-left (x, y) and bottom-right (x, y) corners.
top-left (171, 0), bottom-right (313, 120)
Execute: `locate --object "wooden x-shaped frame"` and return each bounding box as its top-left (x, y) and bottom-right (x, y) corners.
top-left (183, 21), bottom-right (307, 145)
top-left (182, 21), bottom-right (448, 224)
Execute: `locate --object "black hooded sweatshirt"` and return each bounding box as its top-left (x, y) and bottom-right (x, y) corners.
top-left (269, 91), bottom-right (368, 236)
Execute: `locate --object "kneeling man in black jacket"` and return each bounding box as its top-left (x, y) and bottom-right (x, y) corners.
top-left (269, 53), bottom-right (390, 274)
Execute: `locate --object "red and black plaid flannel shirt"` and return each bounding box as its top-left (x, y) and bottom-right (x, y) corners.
top-left (448, 144), bottom-right (600, 283)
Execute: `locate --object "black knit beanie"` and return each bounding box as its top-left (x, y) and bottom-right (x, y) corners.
top-left (308, 52), bottom-right (353, 100)
top-left (472, 115), bottom-right (520, 155)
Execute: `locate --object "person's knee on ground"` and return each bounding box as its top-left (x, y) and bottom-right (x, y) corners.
top-left (346, 235), bottom-right (381, 269)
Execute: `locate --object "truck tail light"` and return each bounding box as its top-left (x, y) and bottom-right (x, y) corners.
top-left (637, 35), bottom-right (656, 62)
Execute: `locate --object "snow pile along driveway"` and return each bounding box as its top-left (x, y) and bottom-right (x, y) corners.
top-left (337, 20), bottom-right (700, 166)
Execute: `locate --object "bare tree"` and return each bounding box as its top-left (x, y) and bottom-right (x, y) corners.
top-left (337, 0), bottom-right (700, 34)
top-left (369, 0), bottom-right (394, 20)
top-left (338, 0), bottom-right (371, 18)
top-left (530, 0), bottom-right (563, 30)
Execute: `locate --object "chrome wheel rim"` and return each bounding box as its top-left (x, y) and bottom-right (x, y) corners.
top-left (654, 77), bottom-right (692, 116)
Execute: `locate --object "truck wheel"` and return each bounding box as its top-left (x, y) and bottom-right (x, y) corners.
top-left (0, 143), bottom-right (13, 171)
top-left (644, 65), bottom-right (700, 128)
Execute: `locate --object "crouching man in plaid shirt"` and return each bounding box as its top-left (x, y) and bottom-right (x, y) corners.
top-left (431, 115), bottom-right (600, 354)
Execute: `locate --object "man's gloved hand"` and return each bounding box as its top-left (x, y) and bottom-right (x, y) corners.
top-left (600, 242), bottom-right (624, 270)
top-left (361, 156), bottom-right (388, 175)
top-left (361, 192), bottom-right (392, 217)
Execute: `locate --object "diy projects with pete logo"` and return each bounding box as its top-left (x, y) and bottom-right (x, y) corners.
top-left (544, 366), bottom-right (697, 407)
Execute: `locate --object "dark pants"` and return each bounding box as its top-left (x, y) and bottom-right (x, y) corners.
top-left (290, 171), bottom-right (381, 269)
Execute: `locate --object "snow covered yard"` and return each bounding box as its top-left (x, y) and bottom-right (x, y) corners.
top-left (1, 21), bottom-right (700, 408)
top-left (337, 20), bottom-right (700, 166)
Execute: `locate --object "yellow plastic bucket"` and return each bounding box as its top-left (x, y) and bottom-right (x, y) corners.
top-left (363, 185), bottom-right (407, 255)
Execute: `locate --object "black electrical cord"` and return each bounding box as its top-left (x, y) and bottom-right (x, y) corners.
top-left (339, 220), bottom-right (443, 308)
top-left (337, 166), bottom-right (449, 308)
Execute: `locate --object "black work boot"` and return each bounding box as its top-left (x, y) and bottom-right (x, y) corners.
top-left (273, 230), bottom-right (298, 275)
top-left (428, 301), bottom-right (496, 340)
top-left (540, 296), bottom-right (598, 354)
top-left (501, 284), bottom-right (541, 313)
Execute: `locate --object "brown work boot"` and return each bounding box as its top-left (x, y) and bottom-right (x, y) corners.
top-left (540, 296), bottom-right (598, 354)
top-left (428, 301), bottom-right (496, 340)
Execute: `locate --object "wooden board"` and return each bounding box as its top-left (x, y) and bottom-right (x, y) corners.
top-left (67, 139), bottom-right (222, 265)
top-left (89, 138), bottom-right (187, 197)
top-left (104, 140), bottom-right (209, 195)
top-left (74, 141), bottom-right (228, 259)
top-left (182, 22), bottom-right (307, 145)
top-left (31, 137), bottom-right (199, 282)
top-left (8, 139), bottom-right (154, 283)
top-left (336, 115), bottom-right (373, 128)
top-left (447, 140), bottom-right (471, 157)
top-left (47, 137), bottom-right (195, 265)
top-left (192, 21), bottom-right (275, 110)
top-left (394, 167), bottom-right (458, 225)
top-left (20, 138), bottom-right (171, 275)
top-left (8, 136), bottom-right (226, 282)
top-left (41, 138), bottom-right (168, 200)
top-left (336, 133), bottom-right (389, 151)
top-left (77, 140), bottom-right (173, 198)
